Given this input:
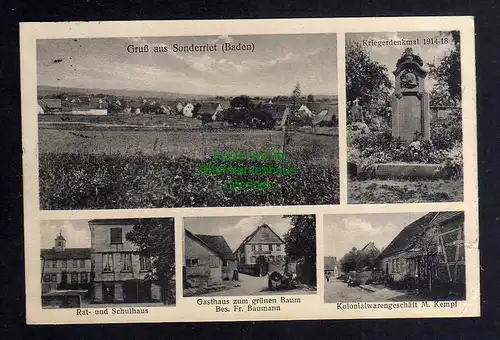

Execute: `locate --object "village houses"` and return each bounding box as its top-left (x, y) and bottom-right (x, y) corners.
top-left (184, 229), bottom-right (236, 287)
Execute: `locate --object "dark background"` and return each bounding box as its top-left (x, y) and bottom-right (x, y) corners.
top-left (1, 0), bottom-right (499, 338)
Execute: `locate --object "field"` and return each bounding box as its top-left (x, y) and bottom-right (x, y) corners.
top-left (39, 124), bottom-right (339, 209)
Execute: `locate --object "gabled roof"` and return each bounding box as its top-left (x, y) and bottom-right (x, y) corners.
top-left (361, 242), bottom-right (380, 255)
top-left (195, 234), bottom-right (235, 260)
top-left (378, 212), bottom-right (439, 258)
top-left (304, 102), bottom-right (332, 114)
top-left (185, 229), bottom-right (235, 260)
top-left (324, 256), bottom-right (340, 271)
top-left (235, 224), bottom-right (285, 253)
top-left (198, 103), bottom-right (221, 114)
top-left (41, 248), bottom-right (91, 260)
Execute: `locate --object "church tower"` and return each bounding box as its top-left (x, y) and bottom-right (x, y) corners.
top-left (54, 231), bottom-right (66, 252)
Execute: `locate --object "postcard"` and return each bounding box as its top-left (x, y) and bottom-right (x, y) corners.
top-left (21, 17), bottom-right (479, 324)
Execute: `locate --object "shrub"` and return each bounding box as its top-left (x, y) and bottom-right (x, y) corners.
top-left (436, 143), bottom-right (463, 179)
top-left (39, 153), bottom-right (339, 209)
top-left (430, 110), bottom-right (463, 150)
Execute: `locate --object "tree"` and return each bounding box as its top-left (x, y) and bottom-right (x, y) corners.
top-left (126, 218), bottom-right (176, 305)
top-left (230, 95), bottom-right (251, 110)
top-left (428, 31), bottom-right (461, 106)
top-left (283, 215), bottom-right (316, 285)
top-left (346, 41), bottom-right (391, 121)
top-left (306, 94), bottom-right (314, 103)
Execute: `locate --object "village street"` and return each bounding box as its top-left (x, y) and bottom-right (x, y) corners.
top-left (324, 279), bottom-right (409, 303)
top-left (205, 273), bottom-right (315, 297)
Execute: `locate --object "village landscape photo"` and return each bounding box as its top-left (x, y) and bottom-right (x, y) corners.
top-left (183, 215), bottom-right (316, 297)
top-left (346, 31), bottom-right (463, 204)
top-left (40, 218), bottom-right (176, 309)
top-left (323, 212), bottom-right (465, 303)
top-left (37, 34), bottom-right (339, 210)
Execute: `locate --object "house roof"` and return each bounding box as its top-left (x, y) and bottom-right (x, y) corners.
top-left (41, 99), bottom-right (62, 109)
top-left (198, 103), bottom-right (221, 113)
top-left (324, 256), bottom-right (339, 271)
top-left (378, 212), bottom-right (439, 258)
top-left (312, 106), bottom-right (337, 125)
top-left (219, 101), bottom-right (231, 110)
top-left (304, 102), bottom-right (332, 114)
top-left (195, 234), bottom-right (235, 260)
top-left (235, 224), bottom-right (285, 252)
top-left (361, 242), bottom-right (380, 255)
top-left (429, 211), bottom-right (463, 227)
top-left (41, 248), bottom-right (91, 260)
top-left (185, 229), bottom-right (235, 260)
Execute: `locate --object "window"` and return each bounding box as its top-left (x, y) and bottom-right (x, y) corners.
top-left (140, 256), bottom-right (151, 271)
top-left (257, 245), bottom-right (262, 251)
top-left (80, 260), bottom-right (85, 268)
top-left (45, 260), bottom-right (50, 268)
top-left (251, 245), bottom-right (256, 251)
top-left (103, 253), bottom-right (114, 272)
top-left (110, 228), bottom-right (123, 244)
top-left (57, 240), bottom-right (63, 248)
top-left (122, 253), bottom-right (132, 272)
top-left (80, 272), bottom-right (88, 283)
top-left (52, 260), bottom-right (57, 268)
top-left (269, 255), bottom-right (275, 262)
top-left (43, 274), bottom-right (51, 282)
top-left (186, 258), bottom-right (199, 266)
top-left (276, 244), bottom-right (281, 251)
top-left (71, 272), bottom-right (78, 283)
top-left (62, 260), bottom-right (67, 269)
top-left (396, 258), bottom-right (400, 273)
top-left (222, 260), bottom-right (228, 267)
top-left (73, 260), bottom-right (77, 268)
top-left (251, 256), bottom-right (256, 263)
top-left (276, 255), bottom-right (282, 262)
top-left (50, 274), bottom-right (57, 282)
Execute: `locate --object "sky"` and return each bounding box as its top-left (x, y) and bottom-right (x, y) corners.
top-left (37, 34), bottom-right (338, 97)
top-left (40, 220), bottom-right (91, 249)
top-left (346, 31), bottom-right (457, 92)
top-left (323, 212), bottom-right (428, 260)
top-left (184, 215), bottom-right (296, 252)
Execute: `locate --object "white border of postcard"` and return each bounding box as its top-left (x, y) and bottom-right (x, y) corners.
top-left (21, 17), bottom-right (479, 324)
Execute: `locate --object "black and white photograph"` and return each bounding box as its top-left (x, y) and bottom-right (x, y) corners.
top-left (183, 215), bottom-right (316, 297)
top-left (37, 34), bottom-right (339, 210)
top-left (40, 218), bottom-right (176, 308)
top-left (323, 211), bottom-right (465, 303)
top-left (346, 31), bottom-right (463, 204)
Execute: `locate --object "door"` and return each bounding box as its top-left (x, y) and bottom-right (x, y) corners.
top-left (103, 283), bottom-right (115, 303)
top-left (257, 256), bottom-right (269, 276)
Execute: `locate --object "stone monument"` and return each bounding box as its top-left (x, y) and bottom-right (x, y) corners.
top-left (391, 48), bottom-right (430, 141)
